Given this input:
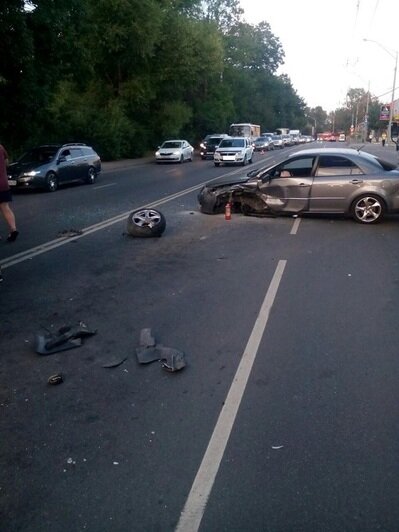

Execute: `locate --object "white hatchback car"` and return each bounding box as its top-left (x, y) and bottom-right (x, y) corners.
top-left (213, 136), bottom-right (254, 166)
top-left (155, 140), bottom-right (194, 163)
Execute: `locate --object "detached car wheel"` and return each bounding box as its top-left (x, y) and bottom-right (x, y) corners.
top-left (127, 208), bottom-right (166, 237)
top-left (351, 194), bottom-right (385, 224)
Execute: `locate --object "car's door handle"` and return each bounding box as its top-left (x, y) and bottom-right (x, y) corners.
top-left (299, 183), bottom-right (309, 186)
top-left (350, 179), bottom-right (363, 184)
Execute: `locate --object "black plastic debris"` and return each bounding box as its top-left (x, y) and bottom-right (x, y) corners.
top-left (136, 329), bottom-right (186, 372)
top-left (57, 229), bottom-right (84, 238)
top-left (35, 322), bottom-right (97, 355)
top-left (102, 356), bottom-right (128, 368)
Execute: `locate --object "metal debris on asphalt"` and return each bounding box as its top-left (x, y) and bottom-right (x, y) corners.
top-left (48, 373), bottom-right (63, 385)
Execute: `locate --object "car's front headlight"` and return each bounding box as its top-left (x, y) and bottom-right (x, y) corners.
top-left (23, 170), bottom-right (41, 177)
top-left (172, 151), bottom-right (181, 155)
top-left (155, 151), bottom-right (160, 156)
top-left (235, 151), bottom-right (244, 159)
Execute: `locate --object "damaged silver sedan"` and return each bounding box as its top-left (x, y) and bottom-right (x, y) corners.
top-left (198, 148), bottom-right (399, 224)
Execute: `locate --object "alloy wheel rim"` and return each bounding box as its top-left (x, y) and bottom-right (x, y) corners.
top-left (355, 197), bottom-right (382, 222)
top-left (132, 209), bottom-right (162, 228)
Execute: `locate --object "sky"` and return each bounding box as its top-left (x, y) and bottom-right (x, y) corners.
top-left (239, 0), bottom-right (399, 112)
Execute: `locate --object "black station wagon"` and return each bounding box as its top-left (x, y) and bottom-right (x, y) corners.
top-left (7, 143), bottom-right (101, 192)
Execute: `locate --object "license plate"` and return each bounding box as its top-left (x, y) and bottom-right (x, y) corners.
top-left (8, 180), bottom-right (17, 186)
top-left (222, 156), bottom-right (235, 161)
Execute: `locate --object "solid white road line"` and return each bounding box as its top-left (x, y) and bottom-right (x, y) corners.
top-left (290, 217), bottom-right (301, 234)
top-left (93, 183), bottom-right (117, 190)
top-left (175, 259), bottom-right (287, 532)
top-left (0, 173), bottom-right (233, 270)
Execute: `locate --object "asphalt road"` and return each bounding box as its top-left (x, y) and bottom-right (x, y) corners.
top-left (1, 143), bottom-right (399, 532)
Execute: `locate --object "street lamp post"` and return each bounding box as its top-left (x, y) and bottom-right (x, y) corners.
top-left (363, 38), bottom-right (398, 144)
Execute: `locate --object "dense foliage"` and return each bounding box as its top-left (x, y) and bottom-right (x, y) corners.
top-left (1, 0), bottom-right (307, 159)
top-left (1, 1), bottom-right (389, 160)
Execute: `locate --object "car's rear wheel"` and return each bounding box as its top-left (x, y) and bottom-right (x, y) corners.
top-left (46, 172), bottom-right (58, 192)
top-left (351, 194), bottom-right (385, 224)
top-left (86, 166), bottom-right (97, 184)
top-left (127, 208), bottom-right (166, 237)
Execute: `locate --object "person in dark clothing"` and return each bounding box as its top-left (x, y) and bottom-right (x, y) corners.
top-left (0, 143), bottom-right (18, 243)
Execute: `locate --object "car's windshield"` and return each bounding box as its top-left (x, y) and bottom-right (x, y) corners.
top-left (19, 147), bottom-right (58, 164)
top-left (208, 137), bottom-right (222, 146)
top-left (162, 141), bottom-right (182, 149)
top-left (220, 139), bottom-right (245, 148)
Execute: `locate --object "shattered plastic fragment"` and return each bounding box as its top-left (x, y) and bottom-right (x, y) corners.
top-left (102, 356), bottom-right (127, 368)
top-left (139, 328), bottom-right (156, 347)
top-left (35, 322), bottom-right (97, 355)
top-left (57, 229), bottom-right (84, 238)
top-left (161, 348), bottom-right (186, 372)
top-left (136, 329), bottom-right (186, 371)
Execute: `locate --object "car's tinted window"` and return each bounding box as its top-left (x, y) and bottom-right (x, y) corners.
top-left (220, 139), bottom-right (245, 148)
top-left (315, 155), bottom-right (363, 176)
top-left (271, 157), bottom-right (315, 178)
top-left (208, 137), bottom-right (222, 146)
top-left (70, 148), bottom-right (84, 159)
top-left (82, 147), bottom-right (95, 156)
top-left (162, 141), bottom-right (182, 148)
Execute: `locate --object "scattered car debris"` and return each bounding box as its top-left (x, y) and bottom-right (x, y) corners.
top-left (161, 348), bottom-right (186, 372)
top-left (102, 356), bottom-right (128, 368)
top-left (136, 329), bottom-right (186, 371)
top-left (271, 445), bottom-right (284, 450)
top-left (57, 229), bottom-right (84, 238)
top-left (35, 321), bottom-right (97, 355)
top-left (48, 373), bottom-right (63, 385)
top-left (126, 209), bottom-right (166, 237)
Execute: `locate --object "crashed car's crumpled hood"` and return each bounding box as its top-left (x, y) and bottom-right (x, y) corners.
top-left (204, 174), bottom-right (255, 188)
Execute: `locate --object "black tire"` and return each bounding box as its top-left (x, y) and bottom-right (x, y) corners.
top-left (46, 172), bottom-right (58, 192)
top-left (127, 208), bottom-right (166, 237)
top-left (199, 188), bottom-right (225, 214)
top-left (180, 154), bottom-right (184, 164)
top-left (86, 166), bottom-right (97, 184)
top-left (214, 162), bottom-right (220, 167)
top-left (351, 194), bottom-right (385, 224)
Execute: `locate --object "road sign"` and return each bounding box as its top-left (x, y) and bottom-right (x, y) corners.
top-left (380, 104), bottom-right (390, 121)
